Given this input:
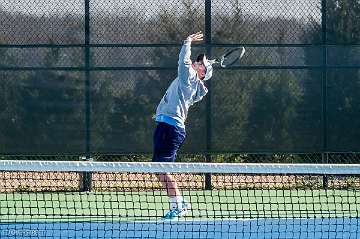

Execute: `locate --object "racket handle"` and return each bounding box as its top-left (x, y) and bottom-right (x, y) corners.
top-left (208, 59), bottom-right (217, 65)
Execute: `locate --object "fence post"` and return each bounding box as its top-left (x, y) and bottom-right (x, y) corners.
top-left (205, 0), bottom-right (212, 190)
top-left (321, 0), bottom-right (328, 189)
top-left (82, 0), bottom-right (92, 192)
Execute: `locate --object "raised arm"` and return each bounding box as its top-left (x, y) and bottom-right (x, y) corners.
top-left (178, 32), bottom-right (203, 83)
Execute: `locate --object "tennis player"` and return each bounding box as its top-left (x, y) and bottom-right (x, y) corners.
top-left (152, 31), bottom-right (213, 220)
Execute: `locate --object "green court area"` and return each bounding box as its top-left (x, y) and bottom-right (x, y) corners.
top-left (1, 189), bottom-right (359, 223)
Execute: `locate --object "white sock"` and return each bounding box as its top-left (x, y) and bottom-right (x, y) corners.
top-left (169, 196), bottom-right (184, 209)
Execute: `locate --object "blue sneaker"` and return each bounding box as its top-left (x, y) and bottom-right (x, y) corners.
top-left (163, 201), bottom-right (191, 220)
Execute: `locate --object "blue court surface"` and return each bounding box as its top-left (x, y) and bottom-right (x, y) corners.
top-left (1, 218), bottom-right (359, 239)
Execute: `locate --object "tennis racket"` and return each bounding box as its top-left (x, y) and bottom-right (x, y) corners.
top-left (210, 47), bottom-right (245, 68)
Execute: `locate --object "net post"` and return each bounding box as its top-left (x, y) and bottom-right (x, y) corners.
top-left (81, 0), bottom-right (93, 192)
top-left (81, 164), bottom-right (93, 192)
top-left (205, 154), bottom-right (212, 190)
top-left (322, 152), bottom-right (329, 190)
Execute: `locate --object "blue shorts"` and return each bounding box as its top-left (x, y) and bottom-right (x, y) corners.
top-left (152, 122), bottom-right (186, 162)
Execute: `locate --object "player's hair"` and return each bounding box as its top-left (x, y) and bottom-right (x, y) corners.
top-left (196, 53), bottom-right (205, 62)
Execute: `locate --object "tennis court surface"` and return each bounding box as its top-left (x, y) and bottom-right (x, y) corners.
top-left (0, 160), bottom-right (359, 238)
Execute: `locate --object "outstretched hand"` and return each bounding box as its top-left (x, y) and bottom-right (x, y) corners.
top-left (186, 31), bottom-right (203, 42)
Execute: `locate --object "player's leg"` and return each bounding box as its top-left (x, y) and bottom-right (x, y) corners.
top-left (152, 122), bottom-right (190, 219)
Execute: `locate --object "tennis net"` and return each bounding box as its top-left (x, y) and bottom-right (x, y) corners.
top-left (0, 160), bottom-right (359, 238)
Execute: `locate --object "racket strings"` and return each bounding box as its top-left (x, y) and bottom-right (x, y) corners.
top-left (210, 47), bottom-right (245, 67)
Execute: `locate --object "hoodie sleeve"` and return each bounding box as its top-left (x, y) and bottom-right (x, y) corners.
top-left (177, 40), bottom-right (195, 85)
top-left (192, 81), bottom-right (208, 104)
top-left (203, 61), bottom-right (213, 81)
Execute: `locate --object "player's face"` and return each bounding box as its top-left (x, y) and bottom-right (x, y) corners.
top-left (192, 61), bottom-right (206, 79)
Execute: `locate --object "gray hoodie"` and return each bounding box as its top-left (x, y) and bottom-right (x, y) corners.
top-left (155, 40), bottom-right (213, 128)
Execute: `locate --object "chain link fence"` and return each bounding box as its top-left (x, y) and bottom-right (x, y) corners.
top-left (0, 0), bottom-right (360, 163)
